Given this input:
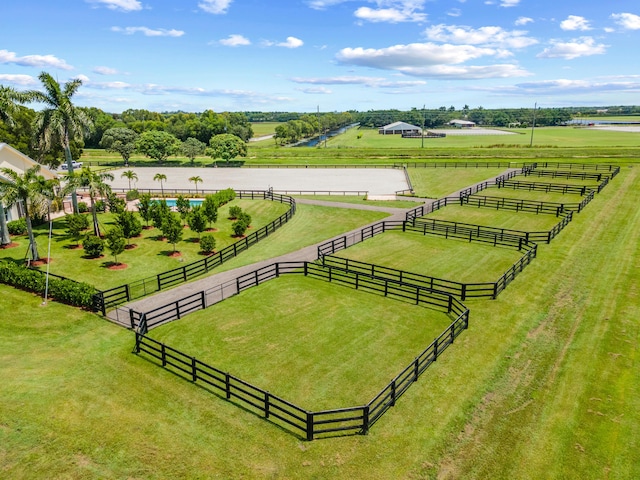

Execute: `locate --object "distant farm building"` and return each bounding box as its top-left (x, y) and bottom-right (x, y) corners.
top-left (378, 121), bottom-right (422, 135)
top-left (449, 119), bottom-right (476, 128)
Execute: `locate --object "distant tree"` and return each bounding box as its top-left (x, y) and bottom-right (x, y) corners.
top-left (175, 195), bottom-right (191, 225)
top-left (238, 211), bottom-right (251, 228)
top-left (120, 170), bottom-right (138, 191)
top-left (105, 226), bottom-right (126, 265)
top-left (153, 173), bottom-right (167, 196)
top-left (65, 213), bottom-right (89, 247)
top-left (135, 130), bottom-right (181, 163)
top-left (116, 210), bottom-right (142, 245)
top-left (202, 194), bottom-right (218, 228)
top-left (189, 175), bottom-right (203, 195)
top-left (232, 218), bottom-right (248, 237)
top-left (28, 72), bottom-right (93, 213)
top-left (161, 212), bottom-right (183, 253)
top-left (181, 137), bottom-right (206, 164)
top-left (187, 206), bottom-right (207, 239)
top-left (64, 167), bottom-right (114, 237)
top-left (100, 128), bottom-right (138, 166)
top-left (207, 133), bottom-right (247, 164)
top-left (137, 193), bottom-right (153, 226)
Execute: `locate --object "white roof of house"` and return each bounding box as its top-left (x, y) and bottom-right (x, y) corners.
top-left (0, 143), bottom-right (57, 180)
top-left (449, 119), bottom-right (476, 126)
top-left (380, 121), bottom-right (421, 130)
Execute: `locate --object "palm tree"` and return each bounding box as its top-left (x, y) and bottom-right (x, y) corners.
top-left (0, 165), bottom-right (49, 261)
top-left (28, 72), bottom-right (93, 214)
top-left (0, 86), bottom-right (31, 127)
top-left (153, 173), bottom-right (167, 197)
top-left (65, 167), bottom-right (114, 237)
top-left (189, 175), bottom-right (203, 196)
top-left (121, 170), bottom-right (138, 191)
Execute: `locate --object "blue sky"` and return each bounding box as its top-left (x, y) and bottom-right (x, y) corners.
top-left (1, 0), bottom-right (640, 113)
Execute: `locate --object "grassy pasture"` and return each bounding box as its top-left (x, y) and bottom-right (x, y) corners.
top-left (473, 185), bottom-right (586, 203)
top-left (422, 204), bottom-right (563, 231)
top-left (250, 122), bottom-right (281, 137)
top-left (294, 194), bottom-right (423, 208)
top-left (334, 230), bottom-right (525, 283)
top-left (408, 167), bottom-right (509, 197)
top-left (0, 164), bottom-right (637, 478)
top-left (149, 275), bottom-right (453, 410)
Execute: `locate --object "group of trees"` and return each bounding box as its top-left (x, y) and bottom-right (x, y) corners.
top-left (273, 112), bottom-right (355, 145)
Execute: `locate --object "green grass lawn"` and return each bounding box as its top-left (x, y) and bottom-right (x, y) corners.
top-left (474, 185), bottom-right (586, 203)
top-left (149, 275), bottom-right (452, 410)
top-left (1, 161), bottom-right (637, 479)
top-left (409, 167), bottom-right (509, 197)
top-left (0, 199), bottom-right (289, 289)
top-left (250, 122), bottom-right (281, 137)
top-left (334, 230), bottom-right (525, 283)
top-left (422, 204), bottom-right (563, 231)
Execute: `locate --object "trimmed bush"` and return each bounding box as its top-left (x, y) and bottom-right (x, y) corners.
top-left (200, 233), bottom-right (216, 254)
top-left (232, 219), bottom-right (248, 237)
top-left (0, 261), bottom-right (95, 308)
top-left (78, 202), bottom-right (89, 213)
top-left (228, 205), bottom-right (242, 219)
top-left (95, 200), bottom-right (106, 213)
top-left (7, 218), bottom-right (27, 235)
top-left (126, 189), bottom-right (139, 201)
top-left (83, 235), bottom-right (104, 258)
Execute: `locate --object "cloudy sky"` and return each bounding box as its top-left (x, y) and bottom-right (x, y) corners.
top-left (1, 0), bottom-right (639, 113)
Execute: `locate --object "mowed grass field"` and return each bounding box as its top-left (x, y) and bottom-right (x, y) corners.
top-left (149, 275), bottom-right (453, 410)
top-left (0, 163), bottom-right (638, 479)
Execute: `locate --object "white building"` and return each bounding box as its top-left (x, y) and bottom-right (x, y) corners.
top-left (378, 121), bottom-right (422, 135)
top-left (0, 143), bottom-right (57, 245)
top-left (448, 119), bottom-right (476, 128)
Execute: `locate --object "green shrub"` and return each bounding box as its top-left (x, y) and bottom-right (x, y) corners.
top-left (232, 219), bottom-right (247, 237)
top-left (0, 261), bottom-right (95, 308)
top-left (238, 212), bottom-right (251, 227)
top-left (7, 218), bottom-right (27, 235)
top-left (200, 233), bottom-right (216, 254)
top-left (126, 189), bottom-right (139, 201)
top-left (228, 205), bottom-right (242, 219)
top-left (78, 202), bottom-right (89, 213)
top-left (83, 235), bottom-right (104, 258)
top-left (95, 200), bottom-right (106, 213)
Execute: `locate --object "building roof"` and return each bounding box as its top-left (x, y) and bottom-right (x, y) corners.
top-left (379, 121), bottom-right (421, 131)
top-left (449, 119), bottom-right (476, 126)
top-left (0, 143), bottom-right (57, 181)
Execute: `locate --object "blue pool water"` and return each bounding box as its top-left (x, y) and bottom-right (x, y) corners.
top-left (153, 198), bottom-right (203, 208)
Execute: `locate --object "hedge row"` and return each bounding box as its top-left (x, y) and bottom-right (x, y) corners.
top-left (0, 261), bottom-right (96, 308)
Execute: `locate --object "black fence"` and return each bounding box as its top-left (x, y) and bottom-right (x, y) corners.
top-left (461, 194), bottom-right (584, 216)
top-left (495, 179), bottom-right (594, 196)
top-left (395, 161), bottom-right (515, 169)
top-left (523, 169), bottom-right (613, 182)
top-left (92, 191), bottom-right (296, 314)
top-left (526, 162), bottom-right (620, 173)
top-left (132, 261), bottom-right (469, 440)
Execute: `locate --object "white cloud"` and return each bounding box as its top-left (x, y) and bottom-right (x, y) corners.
top-left (610, 13), bottom-right (640, 30)
top-left (0, 49), bottom-right (73, 70)
top-left (425, 24), bottom-right (538, 49)
top-left (87, 0), bottom-right (142, 12)
top-left (75, 74), bottom-right (91, 83)
top-left (537, 37), bottom-right (607, 60)
top-left (199, 0), bottom-right (233, 14)
top-left (508, 78), bottom-right (640, 95)
top-left (0, 74), bottom-right (37, 86)
top-left (500, 0), bottom-right (520, 7)
top-left (277, 37), bottom-right (304, 48)
top-left (297, 86), bottom-right (333, 94)
top-left (335, 42), bottom-right (530, 79)
top-left (219, 34), bottom-right (251, 46)
top-left (354, 6), bottom-right (426, 23)
top-left (560, 15), bottom-right (591, 31)
top-left (111, 26), bottom-right (185, 37)
top-left (291, 75), bottom-right (427, 88)
top-left (515, 17), bottom-right (533, 26)
top-left (93, 66), bottom-right (119, 75)
top-left (447, 8), bottom-right (462, 17)
top-left (307, 0), bottom-right (346, 10)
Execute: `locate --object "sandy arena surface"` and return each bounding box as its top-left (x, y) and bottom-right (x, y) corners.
top-left (106, 167), bottom-right (409, 195)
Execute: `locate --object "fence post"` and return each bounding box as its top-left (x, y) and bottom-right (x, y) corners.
top-left (433, 337), bottom-right (438, 361)
top-left (176, 300), bottom-right (181, 319)
top-left (129, 309), bottom-right (136, 329)
top-left (264, 391), bottom-right (270, 419)
top-left (414, 358), bottom-right (419, 381)
top-left (124, 284), bottom-right (130, 302)
top-left (362, 405), bottom-right (370, 435)
top-left (306, 412), bottom-right (314, 441)
top-left (191, 357), bottom-right (197, 382)
top-left (461, 283), bottom-right (466, 301)
top-left (225, 373), bottom-right (231, 399)
top-left (391, 380), bottom-right (397, 406)
top-left (161, 343), bottom-right (167, 366)
top-left (201, 290), bottom-right (206, 309)
top-left (157, 274), bottom-right (162, 292)
top-left (450, 323), bottom-right (455, 343)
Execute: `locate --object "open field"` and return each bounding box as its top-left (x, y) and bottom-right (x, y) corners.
top-left (333, 230), bottom-right (525, 283)
top-left (1, 157), bottom-right (638, 478)
top-left (473, 185), bottom-right (585, 203)
top-left (423, 204), bottom-right (564, 231)
top-left (149, 275), bottom-right (452, 410)
top-left (409, 167), bottom-right (509, 197)
top-left (250, 122), bottom-right (280, 137)
top-left (294, 194), bottom-right (423, 208)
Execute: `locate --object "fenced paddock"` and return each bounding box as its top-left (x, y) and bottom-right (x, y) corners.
top-left (92, 191), bottom-right (296, 314)
top-left (132, 261), bottom-right (469, 439)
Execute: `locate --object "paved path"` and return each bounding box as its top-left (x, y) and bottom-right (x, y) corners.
top-left (107, 169), bottom-right (519, 325)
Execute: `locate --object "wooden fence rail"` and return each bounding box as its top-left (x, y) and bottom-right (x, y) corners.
top-left (132, 261), bottom-right (469, 439)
